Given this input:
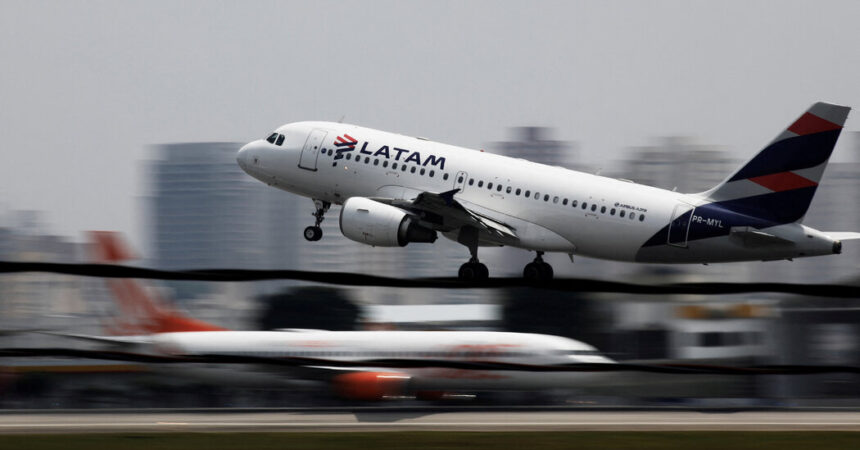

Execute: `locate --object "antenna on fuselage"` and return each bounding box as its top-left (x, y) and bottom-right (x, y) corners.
top-left (338, 115), bottom-right (346, 123)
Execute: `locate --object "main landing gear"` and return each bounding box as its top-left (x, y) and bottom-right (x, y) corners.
top-left (459, 257), bottom-right (489, 281)
top-left (523, 251), bottom-right (554, 281)
top-left (304, 199), bottom-right (330, 242)
top-left (457, 227), bottom-right (489, 281)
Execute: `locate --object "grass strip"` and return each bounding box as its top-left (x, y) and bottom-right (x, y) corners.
top-left (2, 431), bottom-right (860, 450)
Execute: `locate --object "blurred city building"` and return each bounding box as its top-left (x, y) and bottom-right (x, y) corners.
top-left (491, 126), bottom-right (584, 170)
top-left (621, 136), bottom-right (733, 193)
top-left (0, 212), bottom-right (89, 327)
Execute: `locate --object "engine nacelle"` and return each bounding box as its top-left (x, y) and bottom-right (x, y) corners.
top-left (339, 197), bottom-right (437, 247)
top-left (332, 372), bottom-right (411, 401)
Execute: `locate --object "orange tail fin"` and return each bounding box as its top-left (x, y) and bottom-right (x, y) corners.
top-left (89, 231), bottom-right (228, 334)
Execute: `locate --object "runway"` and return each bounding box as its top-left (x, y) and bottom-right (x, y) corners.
top-left (1, 410), bottom-right (860, 433)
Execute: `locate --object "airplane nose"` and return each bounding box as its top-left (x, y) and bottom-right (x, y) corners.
top-left (236, 144), bottom-right (251, 170)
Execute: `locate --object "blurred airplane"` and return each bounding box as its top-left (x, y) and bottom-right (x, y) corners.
top-left (238, 102), bottom-right (860, 280)
top-left (63, 232), bottom-right (614, 400)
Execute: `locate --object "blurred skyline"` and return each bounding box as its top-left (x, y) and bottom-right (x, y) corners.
top-left (3, 1), bottom-right (860, 249)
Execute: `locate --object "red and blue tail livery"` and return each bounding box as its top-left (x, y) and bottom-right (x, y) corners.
top-left (703, 102), bottom-right (848, 223)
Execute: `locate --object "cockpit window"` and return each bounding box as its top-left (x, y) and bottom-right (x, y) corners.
top-left (275, 134), bottom-right (285, 146)
top-left (266, 133), bottom-right (278, 144)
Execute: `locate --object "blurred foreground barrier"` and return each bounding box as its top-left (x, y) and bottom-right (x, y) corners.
top-left (0, 261), bottom-right (856, 297)
top-left (1, 348), bottom-right (859, 375)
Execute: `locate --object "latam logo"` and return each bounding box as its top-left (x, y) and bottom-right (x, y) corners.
top-left (333, 135), bottom-right (446, 170)
top-left (334, 134), bottom-right (357, 150)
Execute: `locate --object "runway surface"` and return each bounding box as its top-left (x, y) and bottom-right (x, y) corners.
top-left (1, 410), bottom-right (860, 432)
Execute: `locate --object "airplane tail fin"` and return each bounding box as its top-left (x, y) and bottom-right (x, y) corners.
top-left (89, 231), bottom-right (228, 334)
top-left (699, 102), bottom-right (850, 224)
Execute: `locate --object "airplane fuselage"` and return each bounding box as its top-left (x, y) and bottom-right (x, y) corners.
top-left (153, 330), bottom-right (611, 392)
top-left (238, 121), bottom-right (839, 264)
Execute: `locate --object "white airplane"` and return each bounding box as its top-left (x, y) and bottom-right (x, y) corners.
top-left (60, 232), bottom-right (613, 400)
top-left (237, 102), bottom-right (860, 280)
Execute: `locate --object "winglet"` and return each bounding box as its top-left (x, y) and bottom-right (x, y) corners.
top-left (438, 189), bottom-right (460, 206)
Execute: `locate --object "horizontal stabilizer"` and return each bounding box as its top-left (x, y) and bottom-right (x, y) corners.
top-left (729, 227), bottom-right (794, 248)
top-left (824, 232), bottom-right (860, 241)
top-left (38, 331), bottom-right (153, 346)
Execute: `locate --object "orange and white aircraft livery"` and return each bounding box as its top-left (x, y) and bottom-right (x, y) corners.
top-left (73, 232), bottom-right (613, 400)
top-left (237, 102), bottom-right (860, 280)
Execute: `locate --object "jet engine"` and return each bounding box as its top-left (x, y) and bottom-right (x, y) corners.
top-left (332, 372), bottom-right (411, 401)
top-left (339, 197), bottom-right (437, 247)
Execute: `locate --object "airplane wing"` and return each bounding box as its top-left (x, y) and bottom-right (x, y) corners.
top-left (373, 189), bottom-right (518, 240)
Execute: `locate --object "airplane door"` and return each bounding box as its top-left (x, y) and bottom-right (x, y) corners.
top-left (299, 129), bottom-right (328, 171)
top-left (667, 203), bottom-right (695, 247)
top-left (454, 171), bottom-right (468, 192)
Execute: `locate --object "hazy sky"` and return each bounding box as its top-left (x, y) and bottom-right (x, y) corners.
top-left (2, 1), bottom-right (860, 246)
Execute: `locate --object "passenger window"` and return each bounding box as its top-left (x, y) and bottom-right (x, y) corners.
top-left (346, 154), bottom-right (352, 160)
top-left (392, 163), bottom-right (398, 169)
top-left (591, 204), bottom-right (597, 212)
top-left (534, 192), bottom-right (540, 199)
top-left (469, 178), bottom-right (475, 185)
top-left (373, 159), bottom-right (379, 166)
top-left (497, 185), bottom-right (502, 192)
top-left (600, 206), bottom-right (606, 213)
top-left (630, 212), bottom-right (636, 220)
top-left (429, 170), bottom-right (434, 177)
top-left (544, 194), bottom-right (550, 202)
top-left (266, 133), bottom-right (277, 144)
top-left (402, 165), bottom-right (407, 171)
top-left (620, 210), bottom-right (625, 217)
top-left (572, 200), bottom-right (578, 207)
top-left (582, 202), bottom-right (587, 209)
top-left (515, 188), bottom-right (521, 195)
top-left (553, 196), bottom-right (559, 204)
top-left (458, 176), bottom-right (464, 183)
top-left (524, 190), bottom-right (530, 197)
top-left (411, 167), bottom-right (416, 173)
top-left (365, 157), bottom-right (370, 163)
top-left (443, 173), bottom-right (449, 180)
top-left (275, 134), bottom-right (285, 146)
top-left (478, 180), bottom-right (484, 187)
top-left (383, 161), bottom-right (389, 168)
top-left (562, 198), bottom-right (568, 205)
top-left (487, 182), bottom-right (493, 189)
top-left (506, 186), bottom-right (511, 194)
top-left (639, 215), bottom-right (645, 222)
top-left (610, 208), bottom-right (616, 215)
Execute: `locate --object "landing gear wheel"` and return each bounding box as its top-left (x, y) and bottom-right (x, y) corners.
top-left (304, 226), bottom-right (322, 241)
top-left (539, 262), bottom-right (553, 280)
top-left (476, 263), bottom-right (489, 280)
top-left (305, 199), bottom-right (330, 242)
top-left (523, 262), bottom-right (542, 281)
top-left (523, 253), bottom-right (554, 281)
top-left (458, 262), bottom-right (489, 281)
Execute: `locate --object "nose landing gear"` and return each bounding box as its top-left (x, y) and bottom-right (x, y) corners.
top-left (304, 199), bottom-right (330, 242)
top-left (523, 252), bottom-right (553, 281)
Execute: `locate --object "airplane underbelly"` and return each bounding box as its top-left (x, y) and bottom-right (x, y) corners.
top-left (409, 369), bottom-right (608, 391)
